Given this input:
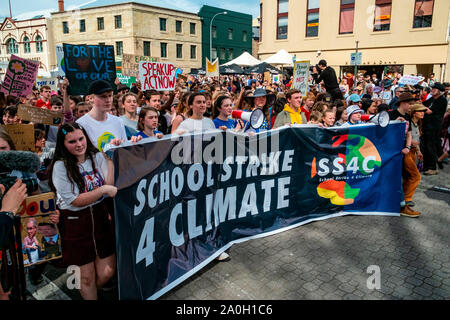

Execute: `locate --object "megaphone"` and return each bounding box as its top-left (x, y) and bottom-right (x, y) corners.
top-left (232, 109), bottom-right (265, 129)
top-left (361, 110), bottom-right (390, 128)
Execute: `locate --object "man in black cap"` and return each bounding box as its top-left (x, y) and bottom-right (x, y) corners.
top-left (422, 82), bottom-right (447, 175)
top-left (311, 60), bottom-right (343, 102)
top-left (77, 80), bottom-right (141, 151)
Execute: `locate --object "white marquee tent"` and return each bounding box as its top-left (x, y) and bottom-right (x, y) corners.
top-left (222, 51), bottom-right (261, 67)
top-left (263, 49), bottom-right (294, 66)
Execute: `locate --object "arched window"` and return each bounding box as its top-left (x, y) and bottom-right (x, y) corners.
top-left (6, 38), bottom-right (18, 54)
top-left (36, 35), bottom-right (43, 53)
top-left (23, 36), bottom-right (30, 53)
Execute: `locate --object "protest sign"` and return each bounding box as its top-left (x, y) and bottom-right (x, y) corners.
top-left (36, 77), bottom-right (58, 91)
top-left (3, 124), bottom-right (35, 152)
top-left (272, 74), bottom-right (281, 83)
top-left (206, 58), bottom-right (219, 77)
top-left (63, 43), bottom-right (116, 95)
top-left (292, 61), bottom-right (310, 96)
top-left (116, 72), bottom-right (136, 88)
top-left (17, 192), bottom-right (62, 267)
top-left (113, 122), bottom-right (405, 299)
top-left (56, 45), bottom-right (65, 77)
top-left (17, 104), bottom-right (63, 126)
top-left (122, 54), bottom-right (158, 78)
top-left (0, 55), bottom-right (39, 98)
top-left (264, 71), bottom-right (271, 83)
top-left (398, 75), bottom-right (425, 86)
top-left (139, 61), bottom-right (176, 91)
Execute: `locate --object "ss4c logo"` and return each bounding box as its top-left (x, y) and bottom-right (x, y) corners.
top-left (311, 134), bottom-right (381, 205)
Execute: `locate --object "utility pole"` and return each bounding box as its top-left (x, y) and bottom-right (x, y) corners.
top-left (353, 40), bottom-right (359, 89)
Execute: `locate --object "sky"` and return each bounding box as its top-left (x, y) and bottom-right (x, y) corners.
top-left (0, 0), bottom-right (260, 20)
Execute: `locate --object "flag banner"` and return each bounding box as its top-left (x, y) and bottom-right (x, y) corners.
top-left (206, 58), bottom-right (219, 77)
top-left (113, 123), bottom-right (405, 300)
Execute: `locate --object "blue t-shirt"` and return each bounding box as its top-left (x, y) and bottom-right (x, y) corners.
top-left (213, 118), bottom-right (236, 129)
top-left (136, 130), bottom-right (162, 138)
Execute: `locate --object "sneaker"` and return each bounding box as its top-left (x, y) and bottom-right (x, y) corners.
top-left (216, 252), bottom-right (231, 262)
top-left (406, 201), bottom-right (415, 207)
top-left (423, 169), bottom-right (437, 175)
top-left (400, 205), bottom-right (420, 218)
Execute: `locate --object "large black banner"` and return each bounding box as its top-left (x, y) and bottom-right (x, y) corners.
top-left (113, 124), bottom-right (405, 299)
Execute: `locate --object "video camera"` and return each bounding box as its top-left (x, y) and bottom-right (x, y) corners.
top-left (0, 151), bottom-right (40, 201)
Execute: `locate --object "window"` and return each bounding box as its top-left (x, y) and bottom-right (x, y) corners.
top-left (80, 19), bottom-right (86, 32)
top-left (243, 30), bottom-right (247, 42)
top-left (160, 18), bottom-right (167, 31)
top-left (339, 0), bottom-right (355, 34)
top-left (63, 21), bottom-right (69, 34)
top-left (277, 0), bottom-right (288, 39)
top-left (6, 38), bottom-right (18, 54)
top-left (190, 45), bottom-right (196, 59)
top-left (144, 41), bottom-right (151, 56)
top-left (211, 48), bottom-right (217, 60)
top-left (212, 26), bottom-right (217, 38)
top-left (413, 0), bottom-right (434, 28)
top-left (190, 22), bottom-right (196, 34)
top-left (228, 48), bottom-right (234, 59)
top-left (116, 41), bottom-right (123, 55)
top-left (161, 42), bottom-right (167, 58)
top-left (220, 48), bottom-right (226, 60)
top-left (176, 44), bottom-right (182, 59)
top-left (176, 20), bottom-right (182, 33)
top-left (374, 0), bottom-right (392, 31)
top-left (36, 35), bottom-right (43, 53)
top-left (306, 0), bottom-right (320, 37)
top-left (115, 15), bottom-right (122, 29)
top-left (98, 17), bottom-right (104, 30)
top-left (23, 36), bottom-right (30, 53)
top-left (228, 28), bottom-right (233, 40)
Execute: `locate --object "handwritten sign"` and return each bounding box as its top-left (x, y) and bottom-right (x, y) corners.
top-left (17, 104), bottom-right (63, 126)
top-left (3, 124), bottom-right (35, 152)
top-left (36, 77), bottom-right (58, 91)
top-left (63, 43), bottom-right (116, 95)
top-left (139, 62), bottom-right (176, 91)
top-left (399, 75), bottom-right (425, 86)
top-left (292, 61), bottom-right (310, 96)
top-left (264, 71), bottom-right (271, 83)
top-left (56, 45), bottom-right (65, 77)
top-left (122, 54), bottom-right (158, 77)
top-left (0, 54), bottom-right (39, 98)
top-left (17, 192), bottom-right (62, 267)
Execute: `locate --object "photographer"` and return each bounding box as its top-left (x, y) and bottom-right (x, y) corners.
top-left (311, 60), bottom-right (343, 102)
top-left (0, 179), bottom-right (28, 300)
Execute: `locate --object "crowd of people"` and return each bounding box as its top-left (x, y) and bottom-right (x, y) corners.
top-left (0, 60), bottom-right (449, 300)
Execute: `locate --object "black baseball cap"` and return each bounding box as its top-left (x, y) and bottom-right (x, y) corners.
top-left (88, 80), bottom-right (113, 95)
top-left (431, 82), bottom-right (445, 92)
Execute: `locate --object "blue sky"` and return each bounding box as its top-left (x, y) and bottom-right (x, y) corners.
top-left (1, 0), bottom-right (260, 19)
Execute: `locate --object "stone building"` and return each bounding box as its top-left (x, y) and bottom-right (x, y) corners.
top-left (258, 0), bottom-right (450, 82)
top-left (50, 1), bottom-right (202, 72)
top-left (0, 16), bottom-right (55, 79)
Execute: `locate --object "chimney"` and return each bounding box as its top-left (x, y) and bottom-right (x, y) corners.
top-left (58, 0), bottom-right (64, 12)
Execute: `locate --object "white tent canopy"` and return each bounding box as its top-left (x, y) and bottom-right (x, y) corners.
top-left (222, 51), bottom-right (261, 67)
top-left (263, 49), bottom-right (294, 66)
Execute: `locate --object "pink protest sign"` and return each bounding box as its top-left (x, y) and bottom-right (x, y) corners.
top-left (1, 55), bottom-right (40, 98)
top-left (139, 62), bottom-right (176, 91)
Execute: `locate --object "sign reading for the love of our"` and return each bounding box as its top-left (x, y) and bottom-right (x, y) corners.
top-left (63, 43), bottom-right (116, 95)
top-left (139, 62), bottom-right (176, 91)
top-left (0, 54), bottom-right (39, 98)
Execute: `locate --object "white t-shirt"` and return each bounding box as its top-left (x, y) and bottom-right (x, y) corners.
top-left (52, 152), bottom-right (108, 211)
top-left (177, 117), bottom-right (216, 133)
top-left (76, 113), bottom-right (127, 151)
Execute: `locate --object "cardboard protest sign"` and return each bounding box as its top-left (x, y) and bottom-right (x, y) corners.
top-left (63, 43), bottom-right (116, 95)
top-left (3, 124), bottom-right (35, 152)
top-left (56, 45), bottom-right (66, 77)
top-left (122, 54), bottom-right (158, 78)
top-left (0, 54), bottom-right (39, 98)
top-left (36, 77), bottom-right (58, 91)
top-left (264, 71), bottom-right (271, 83)
top-left (139, 61), bottom-right (176, 91)
top-left (17, 104), bottom-right (63, 126)
top-left (292, 61), bottom-right (310, 96)
top-left (17, 192), bottom-right (62, 267)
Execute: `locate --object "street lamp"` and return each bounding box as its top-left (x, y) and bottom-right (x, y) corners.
top-left (210, 11), bottom-right (227, 61)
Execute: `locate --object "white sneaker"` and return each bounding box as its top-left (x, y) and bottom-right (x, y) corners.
top-left (216, 252), bottom-right (230, 261)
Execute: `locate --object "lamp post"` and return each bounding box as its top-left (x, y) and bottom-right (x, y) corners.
top-left (210, 11), bottom-right (227, 61)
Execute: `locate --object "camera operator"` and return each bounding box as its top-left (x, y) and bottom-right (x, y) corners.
top-left (0, 179), bottom-right (28, 300)
top-left (311, 60), bottom-right (343, 102)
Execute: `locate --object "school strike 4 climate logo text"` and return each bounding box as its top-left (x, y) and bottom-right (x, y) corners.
top-left (311, 134), bottom-right (382, 206)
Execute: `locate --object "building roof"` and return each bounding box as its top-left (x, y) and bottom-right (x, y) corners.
top-left (74, 0), bottom-right (198, 14)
